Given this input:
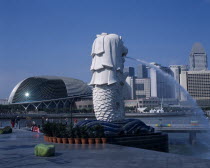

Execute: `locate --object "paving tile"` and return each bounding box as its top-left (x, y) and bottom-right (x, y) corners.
top-left (1, 129), bottom-right (210, 168)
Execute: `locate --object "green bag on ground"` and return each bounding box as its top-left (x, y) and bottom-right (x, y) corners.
top-left (34, 144), bottom-right (55, 157)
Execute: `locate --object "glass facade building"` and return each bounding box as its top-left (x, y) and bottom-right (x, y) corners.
top-left (169, 65), bottom-right (189, 100)
top-left (136, 64), bottom-right (148, 78)
top-left (8, 76), bottom-right (92, 104)
top-left (150, 63), bottom-right (175, 99)
top-left (123, 67), bottom-right (135, 77)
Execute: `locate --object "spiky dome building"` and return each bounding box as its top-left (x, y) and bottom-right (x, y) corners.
top-left (8, 76), bottom-right (92, 112)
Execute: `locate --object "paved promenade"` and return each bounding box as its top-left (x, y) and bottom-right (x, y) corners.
top-left (1, 129), bottom-right (210, 168)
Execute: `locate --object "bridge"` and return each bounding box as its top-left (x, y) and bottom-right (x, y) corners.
top-left (148, 124), bottom-right (209, 145)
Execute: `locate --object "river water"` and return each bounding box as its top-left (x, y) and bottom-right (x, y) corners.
top-left (1, 115), bottom-right (210, 159)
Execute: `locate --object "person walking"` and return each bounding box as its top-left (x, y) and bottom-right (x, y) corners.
top-left (15, 116), bottom-right (20, 129)
top-left (64, 118), bottom-right (68, 125)
top-left (10, 118), bottom-right (15, 128)
top-left (31, 121), bottom-right (36, 131)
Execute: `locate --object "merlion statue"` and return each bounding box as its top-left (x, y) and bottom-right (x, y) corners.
top-left (76, 33), bottom-right (154, 136)
top-left (90, 33), bottom-right (128, 122)
top-left (75, 33), bottom-right (154, 136)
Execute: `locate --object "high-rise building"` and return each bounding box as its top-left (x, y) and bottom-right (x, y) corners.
top-left (169, 65), bottom-right (189, 99)
top-left (124, 77), bottom-right (151, 100)
top-left (150, 62), bottom-right (175, 99)
top-left (123, 76), bottom-right (136, 100)
top-left (180, 70), bottom-right (210, 107)
top-left (123, 67), bottom-right (135, 77)
top-left (189, 42), bottom-right (208, 71)
top-left (135, 78), bottom-right (151, 99)
top-left (169, 65), bottom-right (188, 83)
top-left (136, 64), bottom-right (148, 78)
top-left (123, 67), bottom-right (136, 100)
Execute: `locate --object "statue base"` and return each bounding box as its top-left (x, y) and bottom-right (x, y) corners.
top-left (76, 119), bottom-right (168, 152)
top-left (108, 132), bottom-right (168, 152)
top-left (76, 118), bottom-right (154, 136)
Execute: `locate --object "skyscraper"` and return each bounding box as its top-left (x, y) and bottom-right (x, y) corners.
top-left (136, 64), bottom-right (148, 78)
top-left (123, 67), bottom-right (135, 100)
top-left (135, 78), bottom-right (151, 99)
top-left (169, 65), bottom-right (189, 99)
top-left (189, 42), bottom-right (208, 71)
top-left (123, 76), bottom-right (136, 100)
top-left (150, 63), bottom-right (175, 99)
top-left (123, 67), bottom-right (135, 77)
top-left (180, 70), bottom-right (210, 107)
top-left (169, 65), bottom-right (188, 83)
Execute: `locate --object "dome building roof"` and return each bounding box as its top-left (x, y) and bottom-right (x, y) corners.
top-left (8, 76), bottom-right (92, 104)
top-left (191, 42), bottom-right (206, 54)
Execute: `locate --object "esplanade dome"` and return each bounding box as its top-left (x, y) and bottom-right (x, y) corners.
top-left (8, 76), bottom-right (92, 104)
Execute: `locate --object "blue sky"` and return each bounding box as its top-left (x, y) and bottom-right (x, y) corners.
top-left (0, 0), bottom-right (210, 98)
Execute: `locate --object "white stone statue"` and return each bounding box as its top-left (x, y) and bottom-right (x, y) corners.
top-left (90, 33), bottom-right (128, 122)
